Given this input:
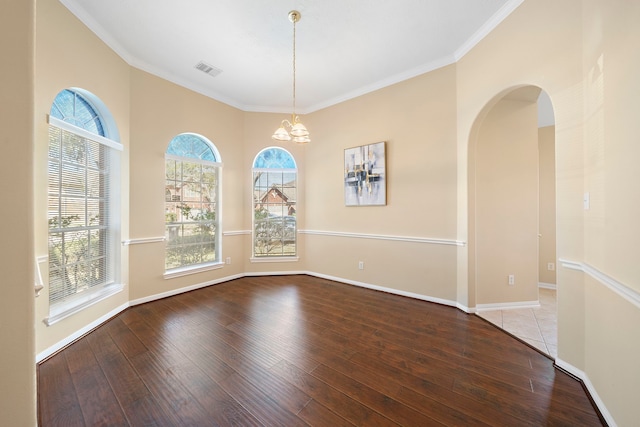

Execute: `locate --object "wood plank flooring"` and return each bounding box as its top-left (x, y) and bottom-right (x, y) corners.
top-left (38, 275), bottom-right (604, 426)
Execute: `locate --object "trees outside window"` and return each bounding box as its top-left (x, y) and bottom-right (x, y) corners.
top-left (165, 133), bottom-right (221, 271)
top-left (47, 89), bottom-right (122, 316)
top-left (252, 147), bottom-right (297, 257)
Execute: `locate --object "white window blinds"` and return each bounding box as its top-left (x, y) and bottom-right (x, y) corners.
top-left (47, 117), bottom-right (122, 307)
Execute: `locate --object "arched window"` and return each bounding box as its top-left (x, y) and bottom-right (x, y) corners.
top-left (50, 89), bottom-right (105, 136)
top-left (47, 88), bottom-right (123, 323)
top-left (165, 133), bottom-right (221, 272)
top-left (252, 147), bottom-right (297, 258)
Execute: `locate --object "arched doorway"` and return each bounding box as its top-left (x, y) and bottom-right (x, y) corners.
top-left (469, 85), bottom-right (557, 357)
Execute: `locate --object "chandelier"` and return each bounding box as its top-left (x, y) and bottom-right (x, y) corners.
top-left (272, 10), bottom-right (311, 144)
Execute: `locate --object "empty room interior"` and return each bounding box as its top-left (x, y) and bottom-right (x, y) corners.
top-left (2, 0), bottom-right (640, 425)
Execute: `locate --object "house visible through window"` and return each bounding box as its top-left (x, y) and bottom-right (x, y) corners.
top-left (47, 88), bottom-right (123, 323)
top-left (252, 147), bottom-right (297, 258)
top-left (165, 133), bottom-right (221, 271)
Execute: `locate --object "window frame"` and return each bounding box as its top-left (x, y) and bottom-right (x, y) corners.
top-left (251, 147), bottom-right (299, 262)
top-left (45, 89), bottom-right (123, 325)
top-left (164, 134), bottom-right (223, 278)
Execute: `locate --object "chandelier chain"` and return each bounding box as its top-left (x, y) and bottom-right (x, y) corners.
top-left (292, 15), bottom-right (297, 117)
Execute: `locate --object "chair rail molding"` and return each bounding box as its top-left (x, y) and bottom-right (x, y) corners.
top-left (122, 236), bottom-right (165, 246)
top-left (559, 258), bottom-right (640, 310)
top-left (300, 229), bottom-right (465, 246)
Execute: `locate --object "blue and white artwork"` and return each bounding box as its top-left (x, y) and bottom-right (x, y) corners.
top-left (344, 141), bottom-right (386, 206)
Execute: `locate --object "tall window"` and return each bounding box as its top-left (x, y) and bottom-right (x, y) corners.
top-left (47, 89), bottom-right (122, 322)
top-left (165, 133), bottom-right (221, 271)
top-left (252, 147), bottom-right (297, 258)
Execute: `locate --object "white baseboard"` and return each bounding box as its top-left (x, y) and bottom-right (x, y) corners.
top-left (306, 271), bottom-right (460, 309)
top-left (538, 282), bottom-right (557, 290)
top-left (33, 270), bottom-right (542, 364)
top-left (555, 358), bottom-right (616, 426)
top-left (130, 273), bottom-right (245, 306)
top-left (36, 302), bottom-right (129, 363)
top-left (456, 302), bottom-right (475, 314)
top-left (35, 270), bottom-right (476, 364)
top-left (244, 270), bottom-right (307, 277)
top-left (476, 300), bottom-right (540, 312)
top-left (560, 258), bottom-right (640, 310)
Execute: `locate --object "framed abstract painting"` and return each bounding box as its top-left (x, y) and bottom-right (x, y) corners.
top-left (344, 141), bottom-right (386, 206)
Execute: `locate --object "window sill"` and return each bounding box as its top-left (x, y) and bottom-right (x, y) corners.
top-left (44, 282), bottom-right (125, 326)
top-left (250, 256), bottom-right (299, 263)
top-left (164, 261), bottom-right (224, 279)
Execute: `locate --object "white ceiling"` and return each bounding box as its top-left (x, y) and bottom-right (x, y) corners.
top-left (60, 0), bottom-right (523, 114)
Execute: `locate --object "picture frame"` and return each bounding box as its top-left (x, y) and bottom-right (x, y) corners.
top-left (344, 141), bottom-right (386, 206)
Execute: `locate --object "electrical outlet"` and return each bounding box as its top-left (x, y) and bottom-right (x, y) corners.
top-left (358, 261), bottom-right (364, 270)
top-left (547, 262), bottom-right (555, 271)
top-left (508, 274), bottom-right (515, 285)
top-left (225, 257), bottom-right (231, 265)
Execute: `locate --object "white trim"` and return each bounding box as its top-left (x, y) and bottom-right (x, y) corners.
top-left (48, 115), bottom-right (123, 151)
top-left (307, 271), bottom-right (459, 309)
top-left (44, 283), bottom-right (125, 326)
top-left (35, 256), bottom-right (45, 297)
top-left (165, 153), bottom-right (222, 168)
top-left (555, 358), bottom-right (617, 427)
top-left (560, 258), bottom-right (640, 310)
top-left (130, 273), bottom-right (245, 306)
top-left (301, 56), bottom-right (455, 114)
top-left (476, 300), bottom-right (540, 312)
top-left (37, 302), bottom-right (129, 363)
top-left (164, 262), bottom-right (225, 279)
top-left (223, 230), bottom-right (251, 236)
top-left (538, 282), bottom-right (557, 290)
top-left (250, 256), bottom-right (299, 263)
top-left (245, 271), bottom-right (307, 277)
top-left (454, 0), bottom-right (525, 60)
top-left (58, 1), bottom-right (522, 116)
top-left (457, 303), bottom-right (475, 314)
top-left (300, 229), bottom-right (465, 247)
top-left (559, 258), bottom-right (583, 271)
top-left (122, 236), bottom-right (165, 246)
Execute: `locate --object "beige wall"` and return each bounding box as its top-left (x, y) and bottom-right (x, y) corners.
top-left (584, 274), bottom-right (640, 425)
top-left (128, 69), bottom-right (248, 300)
top-left (582, 0), bottom-right (640, 288)
top-left (457, 0), bottom-right (640, 424)
top-left (304, 66), bottom-right (459, 301)
top-left (538, 125), bottom-right (556, 285)
top-left (0, 0), bottom-right (36, 424)
top-left (475, 94), bottom-right (539, 305)
top-left (7, 0), bottom-right (637, 424)
top-left (580, 2), bottom-right (640, 425)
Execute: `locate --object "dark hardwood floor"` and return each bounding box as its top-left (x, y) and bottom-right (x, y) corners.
top-left (38, 275), bottom-right (604, 426)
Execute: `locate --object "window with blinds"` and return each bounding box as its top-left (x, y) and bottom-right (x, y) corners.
top-left (46, 89), bottom-right (122, 323)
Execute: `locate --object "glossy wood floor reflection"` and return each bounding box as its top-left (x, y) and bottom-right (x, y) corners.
top-left (38, 275), bottom-right (604, 426)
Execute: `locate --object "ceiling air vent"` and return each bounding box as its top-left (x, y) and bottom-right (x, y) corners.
top-left (195, 61), bottom-right (222, 77)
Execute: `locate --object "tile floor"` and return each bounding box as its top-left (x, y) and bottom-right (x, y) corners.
top-left (477, 288), bottom-right (557, 358)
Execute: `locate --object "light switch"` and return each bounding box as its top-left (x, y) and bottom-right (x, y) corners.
top-left (583, 192), bottom-right (590, 210)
